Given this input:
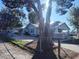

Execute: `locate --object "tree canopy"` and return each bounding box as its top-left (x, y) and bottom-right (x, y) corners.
top-left (0, 8), bottom-right (25, 30)
top-left (2, 0), bottom-right (75, 15)
top-left (68, 7), bottom-right (79, 29)
top-left (28, 11), bottom-right (39, 24)
top-left (55, 0), bottom-right (74, 15)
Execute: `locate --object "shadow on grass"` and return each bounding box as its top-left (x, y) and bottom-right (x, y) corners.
top-left (0, 34), bottom-right (35, 54)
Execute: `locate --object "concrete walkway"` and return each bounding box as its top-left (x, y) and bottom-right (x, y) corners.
top-left (0, 40), bottom-right (33, 59)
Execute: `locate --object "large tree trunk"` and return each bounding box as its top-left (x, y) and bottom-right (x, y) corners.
top-left (32, 0), bottom-right (57, 59)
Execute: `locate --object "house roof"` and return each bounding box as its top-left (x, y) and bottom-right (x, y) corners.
top-left (58, 23), bottom-right (70, 30)
top-left (25, 22), bottom-right (70, 30)
top-left (51, 21), bottom-right (70, 30)
top-left (25, 23), bottom-right (39, 29)
top-left (51, 21), bottom-right (60, 27)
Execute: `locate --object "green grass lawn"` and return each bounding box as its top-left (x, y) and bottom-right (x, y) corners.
top-left (11, 40), bottom-right (29, 48)
top-left (0, 34), bottom-right (29, 48)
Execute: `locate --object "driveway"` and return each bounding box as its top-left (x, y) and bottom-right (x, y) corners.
top-left (55, 43), bottom-right (79, 53)
top-left (0, 40), bottom-right (33, 59)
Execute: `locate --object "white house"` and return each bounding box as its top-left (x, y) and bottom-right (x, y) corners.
top-left (24, 21), bottom-right (70, 40)
top-left (50, 21), bottom-right (70, 40)
top-left (24, 23), bottom-right (39, 36)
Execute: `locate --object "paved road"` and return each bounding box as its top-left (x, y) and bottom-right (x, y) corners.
top-left (0, 40), bottom-right (33, 59)
top-left (55, 43), bottom-right (79, 53)
top-left (12, 35), bottom-right (37, 41)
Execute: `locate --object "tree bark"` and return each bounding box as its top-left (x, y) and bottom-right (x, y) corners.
top-left (32, 0), bottom-right (57, 59)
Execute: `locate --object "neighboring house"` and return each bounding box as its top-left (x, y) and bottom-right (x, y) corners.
top-left (23, 23), bottom-right (39, 36)
top-left (70, 30), bottom-right (77, 36)
top-left (24, 21), bottom-right (70, 39)
top-left (50, 21), bottom-right (70, 40)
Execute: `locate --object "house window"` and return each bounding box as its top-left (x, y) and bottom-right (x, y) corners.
top-left (30, 28), bottom-right (34, 33)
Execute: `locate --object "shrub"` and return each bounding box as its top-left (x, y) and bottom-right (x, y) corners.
top-left (24, 32), bottom-right (30, 36)
top-left (0, 34), bottom-right (14, 42)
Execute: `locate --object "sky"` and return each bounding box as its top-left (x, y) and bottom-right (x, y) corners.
top-left (41, 0), bottom-right (79, 30)
top-left (0, 0), bottom-right (79, 30)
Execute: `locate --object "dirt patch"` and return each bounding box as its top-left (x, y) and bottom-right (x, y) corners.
top-left (26, 41), bottom-right (37, 49)
top-left (54, 48), bottom-right (79, 59)
top-left (25, 41), bottom-right (79, 59)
